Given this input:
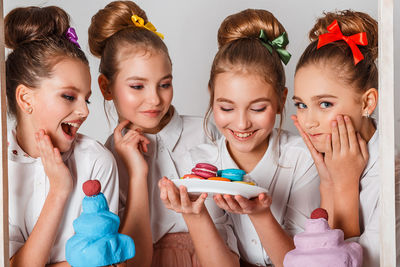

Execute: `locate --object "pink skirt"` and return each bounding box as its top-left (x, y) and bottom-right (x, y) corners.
top-left (152, 232), bottom-right (202, 267)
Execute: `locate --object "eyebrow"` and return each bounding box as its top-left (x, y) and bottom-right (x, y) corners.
top-left (216, 97), bottom-right (271, 104)
top-left (126, 74), bottom-right (173, 82)
top-left (61, 86), bottom-right (91, 97)
top-left (292, 94), bottom-right (338, 102)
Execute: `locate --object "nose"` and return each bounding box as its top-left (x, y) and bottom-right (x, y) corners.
top-left (237, 110), bottom-right (251, 130)
top-left (304, 110), bottom-right (319, 129)
top-left (76, 99), bottom-right (89, 118)
top-left (147, 87), bottom-right (161, 106)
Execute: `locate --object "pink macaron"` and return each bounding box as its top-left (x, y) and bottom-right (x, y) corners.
top-left (191, 163), bottom-right (218, 178)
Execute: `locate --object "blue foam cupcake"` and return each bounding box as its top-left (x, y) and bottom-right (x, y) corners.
top-left (66, 180), bottom-right (135, 267)
top-left (217, 168), bottom-right (246, 181)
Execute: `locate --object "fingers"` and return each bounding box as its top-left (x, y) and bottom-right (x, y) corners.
top-left (344, 116), bottom-right (358, 152)
top-left (114, 120), bottom-right (131, 142)
top-left (331, 120), bottom-right (340, 155)
top-left (52, 147), bottom-right (63, 164)
top-left (223, 194), bottom-right (242, 212)
top-left (258, 193), bottom-right (272, 207)
top-left (140, 136), bottom-right (150, 153)
top-left (158, 177), bottom-right (206, 214)
top-left (213, 194), bottom-right (232, 211)
top-left (116, 127), bottom-right (149, 154)
top-left (36, 129), bottom-right (55, 161)
top-left (180, 186), bottom-right (206, 214)
top-left (337, 115), bottom-right (349, 150)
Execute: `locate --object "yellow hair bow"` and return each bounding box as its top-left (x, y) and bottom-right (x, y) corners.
top-left (131, 15), bottom-right (164, 39)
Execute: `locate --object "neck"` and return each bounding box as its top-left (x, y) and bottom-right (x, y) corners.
top-left (15, 121), bottom-right (39, 158)
top-left (359, 118), bottom-right (376, 143)
top-left (226, 135), bottom-right (270, 173)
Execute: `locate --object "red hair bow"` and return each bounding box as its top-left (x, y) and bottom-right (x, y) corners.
top-left (317, 20), bottom-right (368, 65)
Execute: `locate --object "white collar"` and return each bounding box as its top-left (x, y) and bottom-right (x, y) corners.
top-left (8, 128), bottom-right (74, 164)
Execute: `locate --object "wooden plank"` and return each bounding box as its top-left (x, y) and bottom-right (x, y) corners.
top-left (0, 0), bottom-right (8, 265)
top-left (0, 0), bottom-right (9, 266)
top-left (378, 0), bottom-right (396, 266)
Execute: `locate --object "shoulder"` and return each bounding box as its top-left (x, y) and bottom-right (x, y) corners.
top-left (179, 114), bottom-right (220, 144)
top-left (275, 130), bottom-right (317, 182)
top-left (72, 134), bottom-right (116, 166)
top-left (278, 130), bottom-right (313, 162)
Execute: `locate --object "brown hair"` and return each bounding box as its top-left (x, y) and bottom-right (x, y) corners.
top-left (88, 0), bottom-right (170, 84)
top-left (5, 6), bottom-right (88, 118)
top-left (205, 9), bottom-right (288, 139)
top-left (296, 10), bottom-right (378, 93)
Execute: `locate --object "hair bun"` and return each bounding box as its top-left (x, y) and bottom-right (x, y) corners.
top-left (309, 10), bottom-right (378, 61)
top-left (217, 9), bottom-right (287, 49)
top-left (5, 6), bottom-right (70, 49)
top-left (88, 0), bottom-right (148, 57)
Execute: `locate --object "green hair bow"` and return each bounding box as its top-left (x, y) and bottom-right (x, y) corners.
top-left (259, 30), bottom-right (291, 65)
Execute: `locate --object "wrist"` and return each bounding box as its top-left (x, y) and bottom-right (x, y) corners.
top-left (182, 208), bottom-right (208, 220)
top-left (47, 189), bottom-right (70, 203)
top-left (332, 182), bottom-right (360, 195)
top-left (248, 207), bottom-right (272, 220)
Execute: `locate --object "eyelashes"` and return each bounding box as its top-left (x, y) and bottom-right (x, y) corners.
top-left (62, 94), bottom-right (91, 104)
top-left (219, 107), bottom-right (267, 112)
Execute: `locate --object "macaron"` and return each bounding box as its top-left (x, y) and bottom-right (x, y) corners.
top-left (181, 174), bottom-right (206, 180)
top-left (191, 163), bottom-right (218, 179)
top-left (217, 169), bottom-right (246, 181)
top-left (208, 177), bottom-right (231, 182)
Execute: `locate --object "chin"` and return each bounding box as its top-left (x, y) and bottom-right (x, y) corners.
top-left (227, 139), bottom-right (257, 154)
top-left (311, 143), bottom-right (326, 153)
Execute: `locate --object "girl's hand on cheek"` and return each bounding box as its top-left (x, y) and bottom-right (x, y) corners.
top-left (213, 193), bottom-right (271, 215)
top-left (114, 120), bottom-right (150, 180)
top-left (158, 177), bottom-right (207, 215)
top-left (35, 129), bottom-right (72, 196)
top-left (291, 115), bottom-right (332, 185)
top-left (324, 115), bottom-right (369, 191)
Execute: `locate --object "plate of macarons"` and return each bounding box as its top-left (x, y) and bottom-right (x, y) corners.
top-left (172, 163), bottom-right (268, 199)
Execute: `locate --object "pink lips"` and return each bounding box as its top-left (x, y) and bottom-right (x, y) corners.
top-left (141, 110), bottom-right (161, 118)
top-left (308, 133), bottom-right (323, 141)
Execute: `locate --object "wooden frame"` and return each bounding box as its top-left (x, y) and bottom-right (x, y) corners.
top-left (0, 0), bottom-right (396, 266)
top-left (0, 0), bottom-right (9, 266)
top-left (379, 0), bottom-right (396, 266)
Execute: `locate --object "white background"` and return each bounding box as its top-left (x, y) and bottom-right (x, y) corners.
top-left (5, 0), bottom-right (398, 146)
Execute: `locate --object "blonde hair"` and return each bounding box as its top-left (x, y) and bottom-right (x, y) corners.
top-left (205, 9), bottom-right (288, 139)
top-left (88, 0), bottom-right (170, 83)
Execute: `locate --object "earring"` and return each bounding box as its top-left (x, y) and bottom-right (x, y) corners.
top-left (26, 107), bottom-right (33, 114)
top-left (364, 110), bottom-right (370, 118)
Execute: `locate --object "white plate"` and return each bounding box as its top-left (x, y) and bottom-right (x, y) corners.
top-left (172, 179), bottom-right (268, 199)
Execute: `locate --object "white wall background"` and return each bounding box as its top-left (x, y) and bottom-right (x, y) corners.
top-left (4, 0), bottom-right (386, 144)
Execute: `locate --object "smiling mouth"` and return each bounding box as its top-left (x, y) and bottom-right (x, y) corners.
top-left (61, 122), bottom-right (80, 137)
top-left (230, 130), bottom-right (257, 140)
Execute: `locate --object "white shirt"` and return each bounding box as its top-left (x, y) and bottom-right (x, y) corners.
top-left (189, 129), bottom-right (320, 266)
top-left (8, 129), bottom-right (119, 263)
top-left (347, 130), bottom-right (380, 267)
top-left (105, 109), bottom-right (238, 254)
